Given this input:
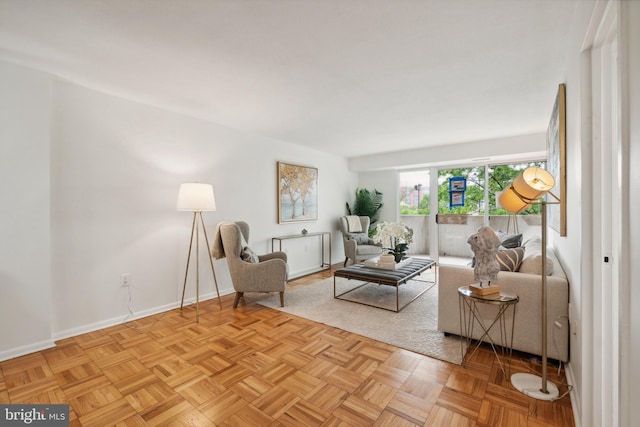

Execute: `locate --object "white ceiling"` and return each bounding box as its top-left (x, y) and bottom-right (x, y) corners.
top-left (0, 0), bottom-right (577, 158)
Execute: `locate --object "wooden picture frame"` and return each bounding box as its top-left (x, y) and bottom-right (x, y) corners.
top-left (277, 161), bottom-right (318, 223)
top-left (546, 83), bottom-right (567, 236)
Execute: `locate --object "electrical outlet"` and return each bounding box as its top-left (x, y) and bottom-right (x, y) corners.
top-left (120, 273), bottom-right (131, 287)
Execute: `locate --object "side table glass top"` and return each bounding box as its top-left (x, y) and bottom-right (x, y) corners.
top-left (457, 286), bottom-right (518, 304)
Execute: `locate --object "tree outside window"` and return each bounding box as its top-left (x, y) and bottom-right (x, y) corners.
top-left (400, 162), bottom-right (545, 216)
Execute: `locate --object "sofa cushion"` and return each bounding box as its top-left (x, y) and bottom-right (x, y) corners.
top-left (345, 232), bottom-right (370, 244)
top-left (497, 231), bottom-right (523, 248)
top-left (520, 237), bottom-right (554, 275)
top-left (496, 247), bottom-right (525, 272)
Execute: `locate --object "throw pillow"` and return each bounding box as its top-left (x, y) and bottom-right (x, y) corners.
top-left (497, 231), bottom-right (523, 249)
top-left (519, 253), bottom-right (554, 275)
top-left (345, 232), bottom-right (370, 245)
top-left (519, 238), bottom-right (554, 275)
top-left (241, 246), bottom-right (259, 263)
top-left (495, 247), bottom-right (525, 272)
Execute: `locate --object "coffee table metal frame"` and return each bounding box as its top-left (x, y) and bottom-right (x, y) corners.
top-left (333, 258), bottom-right (437, 312)
top-left (458, 285), bottom-right (518, 376)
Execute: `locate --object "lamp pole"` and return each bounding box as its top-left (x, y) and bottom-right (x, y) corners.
top-left (177, 183), bottom-right (223, 323)
top-left (540, 200), bottom-right (549, 394)
top-left (498, 167), bottom-right (560, 400)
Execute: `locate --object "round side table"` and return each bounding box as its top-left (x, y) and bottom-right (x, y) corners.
top-left (458, 285), bottom-right (519, 376)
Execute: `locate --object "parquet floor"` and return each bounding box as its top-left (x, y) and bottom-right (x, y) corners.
top-left (0, 265), bottom-right (574, 426)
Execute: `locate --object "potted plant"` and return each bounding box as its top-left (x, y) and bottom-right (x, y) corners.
top-left (346, 188), bottom-right (383, 236)
top-left (373, 221), bottom-right (414, 262)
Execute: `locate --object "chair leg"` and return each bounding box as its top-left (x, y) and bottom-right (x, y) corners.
top-left (279, 292), bottom-right (285, 307)
top-left (233, 292), bottom-right (243, 308)
top-left (344, 258), bottom-right (349, 267)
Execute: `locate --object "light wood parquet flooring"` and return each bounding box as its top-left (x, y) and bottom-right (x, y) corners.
top-left (0, 265), bottom-right (574, 426)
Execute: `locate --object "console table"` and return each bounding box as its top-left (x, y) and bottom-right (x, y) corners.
top-left (272, 232), bottom-right (331, 279)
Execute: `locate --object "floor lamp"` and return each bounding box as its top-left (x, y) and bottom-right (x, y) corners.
top-left (498, 167), bottom-right (560, 401)
top-left (177, 183), bottom-right (222, 322)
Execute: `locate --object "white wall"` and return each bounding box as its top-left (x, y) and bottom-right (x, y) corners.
top-left (626, 3), bottom-right (640, 423)
top-left (549, 2), bottom-right (597, 422)
top-left (0, 61), bottom-right (54, 358)
top-left (0, 61), bottom-right (356, 359)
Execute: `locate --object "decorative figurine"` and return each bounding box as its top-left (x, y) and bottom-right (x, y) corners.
top-left (467, 226), bottom-right (501, 287)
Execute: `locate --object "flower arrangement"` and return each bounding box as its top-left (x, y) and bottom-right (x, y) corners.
top-left (373, 222), bottom-right (414, 256)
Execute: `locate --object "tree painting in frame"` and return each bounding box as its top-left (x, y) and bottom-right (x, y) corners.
top-left (546, 83), bottom-right (567, 236)
top-left (277, 161), bottom-right (318, 223)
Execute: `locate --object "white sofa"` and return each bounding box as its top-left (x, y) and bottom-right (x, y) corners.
top-left (437, 234), bottom-right (570, 362)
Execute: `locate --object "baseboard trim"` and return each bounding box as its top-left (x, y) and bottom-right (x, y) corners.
top-left (564, 362), bottom-right (581, 427)
top-left (51, 290), bottom-right (232, 342)
top-left (0, 290), bottom-right (234, 362)
top-left (0, 339), bottom-right (56, 363)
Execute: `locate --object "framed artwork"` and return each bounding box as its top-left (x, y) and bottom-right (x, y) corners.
top-left (449, 177), bottom-right (467, 192)
top-left (277, 161), bottom-right (318, 223)
top-left (449, 191), bottom-right (465, 208)
top-left (546, 83), bottom-right (567, 236)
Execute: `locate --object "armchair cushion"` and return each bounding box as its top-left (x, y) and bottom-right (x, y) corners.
top-left (344, 232), bottom-right (370, 245)
top-left (241, 246), bottom-right (259, 263)
top-left (358, 244), bottom-right (386, 255)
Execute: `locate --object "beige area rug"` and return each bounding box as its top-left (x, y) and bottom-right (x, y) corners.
top-left (256, 275), bottom-right (463, 365)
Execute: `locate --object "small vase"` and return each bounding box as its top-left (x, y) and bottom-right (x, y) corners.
top-left (394, 252), bottom-right (405, 263)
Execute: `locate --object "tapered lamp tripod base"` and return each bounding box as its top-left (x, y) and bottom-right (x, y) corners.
top-left (180, 211), bottom-right (222, 322)
top-left (511, 373), bottom-right (559, 401)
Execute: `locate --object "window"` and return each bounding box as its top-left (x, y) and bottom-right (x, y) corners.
top-left (399, 171), bottom-right (430, 215)
top-left (398, 161), bottom-right (545, 217)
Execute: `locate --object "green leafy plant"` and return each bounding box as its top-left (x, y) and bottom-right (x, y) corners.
top-left (346, 188), bottom-right (384, 236)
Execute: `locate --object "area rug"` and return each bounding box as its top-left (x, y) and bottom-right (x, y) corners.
top-left (256, 275), bottom-right (463, 365)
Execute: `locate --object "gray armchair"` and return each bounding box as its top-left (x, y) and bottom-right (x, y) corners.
top-left (218, 221), bottom-right (288, 308)
top-left (339, 215), bottom-right (384, 266)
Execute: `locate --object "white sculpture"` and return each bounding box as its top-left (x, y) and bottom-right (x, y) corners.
top-left (467, 226), bottom-right (501, 287)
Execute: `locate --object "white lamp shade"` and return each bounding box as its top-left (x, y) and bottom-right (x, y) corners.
top-left (498, 167), bottom-right (555, 214)
top-left (177, 183), bottom-right (216, 211)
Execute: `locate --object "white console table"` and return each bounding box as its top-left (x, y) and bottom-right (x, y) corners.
top-left (271, 232), bottom-right (331, 279)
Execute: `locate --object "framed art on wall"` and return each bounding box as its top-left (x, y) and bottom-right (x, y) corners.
top-left (546, 83), bottom-right (567, 236)
top-left (277, 161), bottom-right (318, 223)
